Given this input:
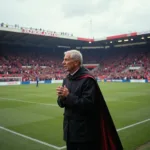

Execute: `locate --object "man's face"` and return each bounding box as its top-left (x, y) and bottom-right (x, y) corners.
top-left (62, 53), bottom-right (79, 73)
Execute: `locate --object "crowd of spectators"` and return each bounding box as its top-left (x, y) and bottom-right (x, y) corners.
top-left (92, 50), bottom-right (150, 80)
top-left (0, 22), bottom-right (74, 37)
top-left (0, 48), bottom-right (150, 81)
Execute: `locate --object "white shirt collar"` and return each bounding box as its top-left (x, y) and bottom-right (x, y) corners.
top-left (70, 67), bottom-right (80, 76)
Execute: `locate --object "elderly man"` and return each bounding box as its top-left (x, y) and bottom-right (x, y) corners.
top-left (56, 50), bottom-right (123, 150)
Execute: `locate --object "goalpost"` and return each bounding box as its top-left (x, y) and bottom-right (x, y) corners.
top-left (0, 77), bottom-right (22, 86)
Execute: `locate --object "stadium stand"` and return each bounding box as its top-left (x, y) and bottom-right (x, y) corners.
top-left (0, 23), bottom-right (150, 83)
top-left (0, 46), bottom-right (150, 81)
top-left (0, 22), bottom-right (74, 37)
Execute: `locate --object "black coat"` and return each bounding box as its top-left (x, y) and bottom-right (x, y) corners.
top-left (57, 67), bottom-right (123, 150)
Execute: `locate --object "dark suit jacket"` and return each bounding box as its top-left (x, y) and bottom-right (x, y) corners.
top-left (57, 67), bottom-right (123, 150)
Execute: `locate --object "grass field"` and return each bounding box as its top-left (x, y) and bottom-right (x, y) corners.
top-left (0, 82), bottom-right (150, 150)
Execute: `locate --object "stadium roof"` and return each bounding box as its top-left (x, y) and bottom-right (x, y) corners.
top-left (0, 23), bottom-right (150, 49)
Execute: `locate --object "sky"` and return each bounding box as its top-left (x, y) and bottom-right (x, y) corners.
top-left (0, 0), bottom-right (150, 39)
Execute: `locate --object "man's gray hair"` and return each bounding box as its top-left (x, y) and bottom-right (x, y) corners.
top-left (64, 49), bottom-right (83, 66)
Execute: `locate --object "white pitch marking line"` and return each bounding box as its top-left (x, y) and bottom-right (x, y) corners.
top-left (0, 126), bottom-right (60, 150)
top-left (0, 119), bottom-right (150, 149)
top-left (59, 146), bottom-right (67, 150)
top-left (0, 97), bottom-right (57, 106)
top-left (117, 118), bottom-right (150, 131)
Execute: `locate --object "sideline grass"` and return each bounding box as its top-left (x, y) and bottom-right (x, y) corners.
top-left (0, 82), bottom-right (150, 150)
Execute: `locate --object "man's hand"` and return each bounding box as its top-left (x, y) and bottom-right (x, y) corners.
top-left (56, 85), bottom-right (69, 98)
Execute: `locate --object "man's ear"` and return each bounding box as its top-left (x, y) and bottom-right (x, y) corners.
top-left (75, 61), bottom-right (80, 66)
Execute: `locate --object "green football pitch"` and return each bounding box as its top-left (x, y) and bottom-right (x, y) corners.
top-left (0, 82), bottom-right (150, 150)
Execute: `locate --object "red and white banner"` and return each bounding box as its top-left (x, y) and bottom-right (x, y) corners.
top-left (0, 81), bottom-right (21, 86)
top-left (21, 28), bottom-right (57, 37)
